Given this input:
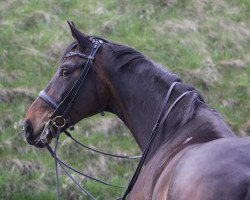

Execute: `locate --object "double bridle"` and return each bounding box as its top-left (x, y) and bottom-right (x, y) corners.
top-left (37, 37), bottom-right (193, 200)
top-left (39, 38), bottom-right (104, 134)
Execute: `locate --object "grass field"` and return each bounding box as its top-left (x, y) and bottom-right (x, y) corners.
top-left (0, 0), bottom-right (249, 199)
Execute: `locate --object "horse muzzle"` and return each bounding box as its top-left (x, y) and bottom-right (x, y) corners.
top-left (23, 119), bottom-right (53, 148)
top-left (23, 119), bottom-right (36, 145)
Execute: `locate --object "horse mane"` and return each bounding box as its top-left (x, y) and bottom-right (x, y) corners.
top-left (112, 44), bottom-right (145, 62)
top-left (105, 40), bottom-right (206, 135)
top-left (62, 38), bottom-right (205, 133)
top-left (107, 42), bottom-right (149, 70)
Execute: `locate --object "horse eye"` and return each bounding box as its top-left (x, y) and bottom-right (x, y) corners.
top-left (61, 69), bottom-right (70, 77)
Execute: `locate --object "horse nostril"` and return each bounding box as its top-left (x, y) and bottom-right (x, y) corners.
top-left (24, 120), bottom-right (33, 138)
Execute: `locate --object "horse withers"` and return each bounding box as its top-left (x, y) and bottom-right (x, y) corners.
top-left (24, 22), bottom-right (250, 200)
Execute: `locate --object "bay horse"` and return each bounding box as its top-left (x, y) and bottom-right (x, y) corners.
top-left (24, 22), bottom-right (250, 200)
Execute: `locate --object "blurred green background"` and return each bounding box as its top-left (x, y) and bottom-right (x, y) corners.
top-left (0, 0), bottom-right (249, 199)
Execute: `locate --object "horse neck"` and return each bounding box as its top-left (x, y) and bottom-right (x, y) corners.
top-left (105, 59), bottom-right (235, 161)
top-left (106, 61), bottom-right (179, 151)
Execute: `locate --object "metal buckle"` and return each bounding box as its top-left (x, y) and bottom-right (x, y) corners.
top-left (52, 116), bottom-right (66, 128)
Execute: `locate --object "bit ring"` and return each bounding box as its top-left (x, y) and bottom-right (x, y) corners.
top-left (52, 116), bottom-right (66, 128)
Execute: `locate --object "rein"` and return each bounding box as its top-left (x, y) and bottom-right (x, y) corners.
top-left (38, 37), bottom-right (193, 199)
top-left (121, 82), bottom-right (192, 199)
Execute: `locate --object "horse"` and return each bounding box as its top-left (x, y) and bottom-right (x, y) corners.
top-left (24, 22), bottom-right (250, 200)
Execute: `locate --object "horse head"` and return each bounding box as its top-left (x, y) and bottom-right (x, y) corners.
top-left (24, 22), bottom-right (112, 148)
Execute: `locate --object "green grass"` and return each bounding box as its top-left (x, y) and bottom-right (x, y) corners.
top-left (0, 0), bottom-right (250, 199)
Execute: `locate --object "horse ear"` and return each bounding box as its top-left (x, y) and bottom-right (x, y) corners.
top-left (67, 21), bottom-right (91, 50)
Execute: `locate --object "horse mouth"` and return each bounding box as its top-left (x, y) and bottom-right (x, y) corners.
top-left (34, 123), bottom-right (56, 148)
top-left (25, 134), bottom-right (51, 148)
top-left (31, 135), bottom-right (53, 148)
top-left (34, 137), bottom-right (52, 148)
top-left (24, 117), bottom-right (65, 148)
top-left (25, 124), bottom-right (54, 148)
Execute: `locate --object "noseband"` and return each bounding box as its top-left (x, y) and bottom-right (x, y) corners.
top-left (39, 38), bottom-right (104, 132)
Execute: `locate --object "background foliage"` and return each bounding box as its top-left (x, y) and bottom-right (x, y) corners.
top-left (0, 0), bottom-right (249, 199)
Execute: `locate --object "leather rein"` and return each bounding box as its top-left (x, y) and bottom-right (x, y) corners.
top-left (37, 38), bottom-right (192, 200)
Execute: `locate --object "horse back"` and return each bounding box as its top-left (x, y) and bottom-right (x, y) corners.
top-left (130, 137), bottom-right (250, 200)
top-left (158, 137), bottom-right (250, 200)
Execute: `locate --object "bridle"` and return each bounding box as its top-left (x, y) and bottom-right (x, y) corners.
top-left (37, 37), bottom-right (193, 200)
top-left (39, 38), bottom-right (104, 133)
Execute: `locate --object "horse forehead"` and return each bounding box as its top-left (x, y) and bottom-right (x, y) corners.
top-left (61, 53), bottom-right (86, 67)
